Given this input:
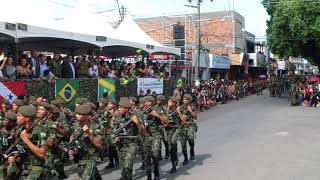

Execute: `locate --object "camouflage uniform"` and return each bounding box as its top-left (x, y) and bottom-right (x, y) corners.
top-left (114, 106), bottom-right (139, 180)
top-left (179, 95), bottom-right (197, 165)
top-left (165, 100), bottom-right (180, 173)
top-left (141, 97), bottom-right (163, 180)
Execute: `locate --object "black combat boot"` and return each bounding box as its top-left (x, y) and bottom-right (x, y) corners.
top-left (182, 151), bottom-right (189, 165)
top-left (190, 146), bottom-right (195, 161)
top-left (138, 162), bottom-right (145, 170)
top-left (147, 170), bottom-right (152, 180)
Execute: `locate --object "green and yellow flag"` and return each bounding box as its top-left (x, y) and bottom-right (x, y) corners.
top-left (55, 79), bottom-right (79, 109)
top-left (98, 78), bottom-right (116, 101)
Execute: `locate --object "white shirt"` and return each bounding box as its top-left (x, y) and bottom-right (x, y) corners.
top-left (39, 63), bottom-right (49, 79)
top-left (88, 65), bottom-right (99, 77)
top-left (69, 63), bottom-right (75, 79)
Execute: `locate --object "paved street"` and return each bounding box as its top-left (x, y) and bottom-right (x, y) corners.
top-left (67, 92), bottom-right (320, 180)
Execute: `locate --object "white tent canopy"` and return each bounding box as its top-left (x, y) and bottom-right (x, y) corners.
top-left (0, 0), bottom-right (180, 56)
top-left (116, 16), bottom-right (180, 55)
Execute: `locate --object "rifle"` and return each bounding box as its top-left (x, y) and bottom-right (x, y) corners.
top-left (111, 120), bottom-right (134, 138)
top-left (3, 109), bottom-right (53, 158)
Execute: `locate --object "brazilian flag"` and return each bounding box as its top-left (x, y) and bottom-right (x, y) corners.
top-left (55, 79), bottom-right (79, 109)
top-left (98, 78), bottom-right (116, 101)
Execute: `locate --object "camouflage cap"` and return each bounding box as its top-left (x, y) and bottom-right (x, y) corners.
top-left (156, 95), bottom-right (166, 101)
top-left (50, 100), bottom-right (61, 106)
top-left (38, 102), bottom-right (52, 110)
top-left (75, 104), bottom-right (92, 115)
top-left (139, 97), bottom-right (145, 103)
top-left (18, 105), bottom-right (37, 117)
top-left (28, 96), bottom-right (36, 102)
top-left (129, 97), bottom-right (138, 102)
top-left (144, 96), bottom-right (155, 102)
top-left (55, 98), bottom-right (64, 105)
top-left (108, 99), bottom-right (117, 105)
top-left (5, 111), bottom-right (17, 121)
top-left (12, 99), bottom-right (25, 106)
top-left (75, 98), bottom-right (88, 105)
top-left (86, 102), bottom-right (97, 111)
top-left (183, 94), bottom-right (193, 100)
top-left (118, 99), bottom-right (131, 108)
top-left (2, 100), bottom-right (10, 106)
top-left (29, 100), bottom-right (38, 106)
top-left (168, 96), bottom-right (177, 103)
top-left (98, 98), bottom-right (108, 104)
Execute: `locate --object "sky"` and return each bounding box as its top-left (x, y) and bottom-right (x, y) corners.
top-left (0, 0), bottom-right (269, 39)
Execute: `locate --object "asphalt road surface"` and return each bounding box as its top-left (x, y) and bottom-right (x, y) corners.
top-left (66, 92), bottom-right (320, 180)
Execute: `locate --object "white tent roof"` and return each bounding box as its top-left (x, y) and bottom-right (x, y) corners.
top-left (116, 16), bottom-right (180, 55)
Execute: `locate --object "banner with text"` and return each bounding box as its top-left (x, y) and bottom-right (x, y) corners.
top-left (137, 78), bottom-right (163, 95)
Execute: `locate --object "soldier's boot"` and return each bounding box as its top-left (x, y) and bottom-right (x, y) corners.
top-left (164, 142), bottom-right (170, 160)
top-left (190, 146), bottom-right (195, 161)
top-left (153, 157), bottom-right (160, 180)
top-left (182, 151), bottom-right (189, 165)
top-left (169, 151), bottom-right (177, 174)
top-left (147, 170), bottom-right (152, 180)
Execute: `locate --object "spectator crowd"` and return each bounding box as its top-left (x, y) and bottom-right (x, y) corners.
top-left (0, 50), bottom-right (170, 83)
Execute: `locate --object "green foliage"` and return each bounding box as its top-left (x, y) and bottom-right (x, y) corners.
top-left (262, 0), bottom-right (320, 66)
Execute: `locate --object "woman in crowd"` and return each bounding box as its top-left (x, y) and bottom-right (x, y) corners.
top-left (16, 56), bottom-right (32, 80)
top-left (2, 56), bottom-right (16, 81)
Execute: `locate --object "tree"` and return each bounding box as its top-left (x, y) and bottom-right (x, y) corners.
top-left (262, 0), bottom-right (320, 67)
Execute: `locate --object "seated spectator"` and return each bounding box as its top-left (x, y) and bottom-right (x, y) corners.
top-left (2, 56), bottom-right (16, 81)
top-left (16, 56), bottom-right (31, 80)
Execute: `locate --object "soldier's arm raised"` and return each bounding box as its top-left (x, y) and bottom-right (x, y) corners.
top-left (83, 125), bottom-right (104, 150)
top-left (131, 115), bottom-right (143, 135)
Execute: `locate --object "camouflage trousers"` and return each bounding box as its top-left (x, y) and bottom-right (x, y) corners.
top-left (142, 132), bottom-right (161, 172)
top-left (118, 143), bottom-right (138, 180)
top-left (78, 159), bottom-right (102, 180)
top-left (166, 127), bottom-right (180, 164)
top-left (20, 166), bottom-right (50, 180)
top-left (180, 125), bottom-right (195, 156)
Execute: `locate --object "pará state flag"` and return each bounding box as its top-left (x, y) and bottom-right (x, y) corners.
top-left (55, 79), bottom-right (79, 108)
top-left (0, 81), bottom-right (26, 103)
top-left (98, 78), bottom-right (116, 101)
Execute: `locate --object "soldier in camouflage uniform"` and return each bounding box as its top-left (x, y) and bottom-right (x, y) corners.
top-left (165, 97), bottom-right (180, 174)
top-left (7, 105), bottom-right (54, 179)
top-left (141, 96), bottom-right (168, 180)
top-left (135, 97), bottom-right (146, 171)
top-left (104, 100), bottom-right (119, 169)
top-left (0, 111), bottom-right (17, 179)
top-left (67, 104), bottom-right (105, 180)
top-left (113, 98), bottom-right (142, 180)
top-left (155, 95), bottom-right (169, 160)
top-left (177, 94), bottom-right (197, 165)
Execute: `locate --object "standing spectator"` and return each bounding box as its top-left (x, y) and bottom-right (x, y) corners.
top-left (38, 54), bottom-right (50, 79)
top-left (2, 56), bottom-right (16, 81)
top-left (98, 61), bottom-right (108, 78)
top-left (16, 56), bottom-right (31, 80)
top-left (62, 55), bottom-right (76, 79)
top-left (77, 56), bottom-right (89, 78)
top-left (28, 50), bottom-right (40, 79)
top-left (47, 52), bottom-right (62, 78)
top-left (88, 58), bottom-right (99, 78)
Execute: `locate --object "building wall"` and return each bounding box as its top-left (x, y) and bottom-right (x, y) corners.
top-left (135, 11), bottom-right (246, 58)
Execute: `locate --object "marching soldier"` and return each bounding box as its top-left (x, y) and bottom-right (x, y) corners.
top-left (7, 105), bottom-right (54, 179)
top-left (11, 99), bottom-right (25, 113)
top-left (104, 99), bottom-right (119, 169)
top-left (0, 111), bottom-right (17, 179)
top-left (155, 95), bottom-right (169, 160)
top-left (141, 96), bottom-right (168, 180)
top-left (165, 97), bottom-right (180, 174)
top-left (113, 98), bottom-right (142, 180)
top-left (177, 94), bottom-right (197, 165)
top-left (67, 104), bottom-right (105, 180)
